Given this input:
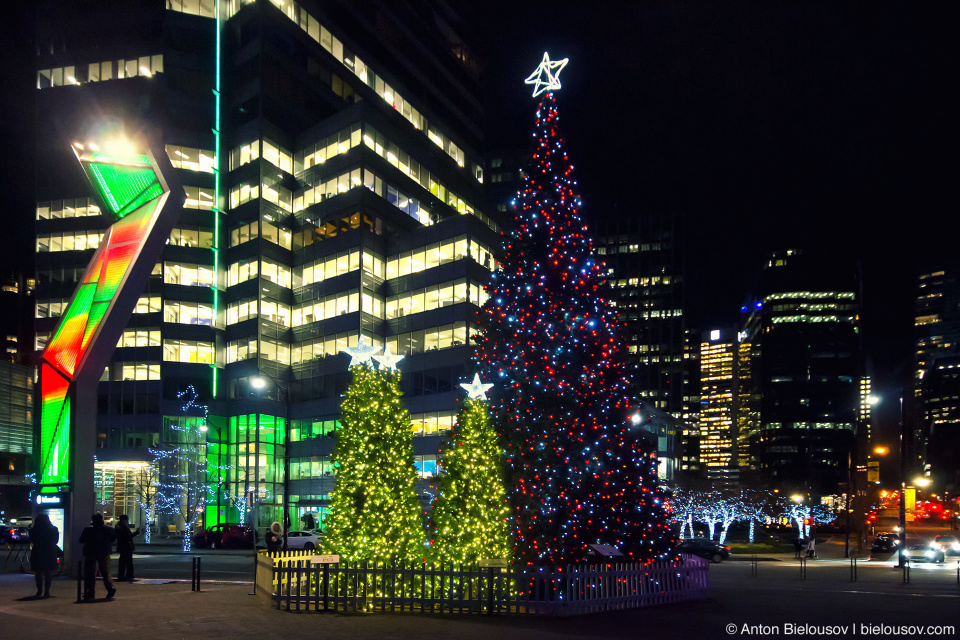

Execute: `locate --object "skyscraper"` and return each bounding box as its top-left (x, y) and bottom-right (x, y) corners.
top-left (914, 268), bottom-right (960, 493)
top-left (699, 327), bottom-right (738, 487)
top-left (34, 0), bottom-right (496, 532)
top-left (739, 249), bottom-right (863, 495)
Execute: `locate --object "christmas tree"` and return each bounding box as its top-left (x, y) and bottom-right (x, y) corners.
top-left (430, 375), bottom-right (511, 565)
top-left (152, 386), bottom-right (228, 552)
top-left (476, 55), bottom-right (675, 565)
top-left (324, 340), bottom-right (425, 563)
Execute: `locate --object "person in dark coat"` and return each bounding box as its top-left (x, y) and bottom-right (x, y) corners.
top-left (78, 513), bottom-right (116, 600)
top-left (29, 513), bottom-right (60, 598)
top-left (114, 515), bottom-right (141, 582)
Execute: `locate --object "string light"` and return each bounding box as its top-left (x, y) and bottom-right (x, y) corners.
top-left (475, 87), bottom-right (675, 565)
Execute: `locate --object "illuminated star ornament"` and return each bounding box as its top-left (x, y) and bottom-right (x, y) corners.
top-left (373, 346), bottom-right (404, 371)
top-left (342, 336), bottom-right (380, 366)
top-left (524, 52), bottom-right (569, 97)
top-left (460, 373), bottom-right (494, 400)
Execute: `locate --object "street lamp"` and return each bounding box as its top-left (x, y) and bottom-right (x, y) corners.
top-left (251, 374), bottom-right (290, 551)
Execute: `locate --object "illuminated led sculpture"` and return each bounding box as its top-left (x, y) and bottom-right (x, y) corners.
top-left (38, 137), bottom-right (182, 566)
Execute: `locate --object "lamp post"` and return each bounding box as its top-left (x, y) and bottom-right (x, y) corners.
top-left (251, 374), bottom-right (290, 551)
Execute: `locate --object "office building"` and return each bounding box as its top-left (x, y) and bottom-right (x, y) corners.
top-left (739, 249), bottom-right (863, 495)
top-left (699, 327), bottom-right (739, 487)
top-left (0, 361), bottom-right (33, 515)
top-left (914, 268), bottom-right (960, 493)
top-left (35, 0), bottom-right (496, 532)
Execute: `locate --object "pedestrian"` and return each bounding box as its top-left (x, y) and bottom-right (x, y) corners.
top-left (806, 536), bottom-right (816, 558)
top-left (79, 513), bottom-right (116, 600)
top-left (29, 513), bottom-right (60, 598)
top-left (793, 537), bottom-right (802, 559)
top-left (114, 515), bottom-right (141, 582)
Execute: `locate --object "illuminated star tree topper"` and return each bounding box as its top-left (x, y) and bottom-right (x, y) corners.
top-left (342, 336), bottom-right (381, 366)
top-left (524, 52), bottom-right (569, 97)
top-left (460, 374), bottom-right (494, 400)
top-left (373, 346), bottom-right (404, 371)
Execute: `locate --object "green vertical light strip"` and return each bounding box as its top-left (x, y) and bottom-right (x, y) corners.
top-left (211, 0), bottom-right (222, 398)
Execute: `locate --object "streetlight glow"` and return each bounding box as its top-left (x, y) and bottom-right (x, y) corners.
top-left (250, 376), bottom-right (267, 390)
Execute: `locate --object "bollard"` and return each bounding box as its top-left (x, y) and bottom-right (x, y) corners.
top-left (76, 560), bottom-right (82, 603)
top-left (799, 556), bottom-right (806, 579)
top-left (957, 560), bottom-right (959, 586)
top-left (902, 559), bottom-right (910, 584)
top-left (849, 557), bottom-right (857, 582)
top-left (750, 555), bottom-right (758, 577)
top-left (191, 556), bottom-right (202, 591)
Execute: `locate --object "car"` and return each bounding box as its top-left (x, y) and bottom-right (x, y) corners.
top-left (871, 532), bottom-right (899, 553)
top-left (194, 523), bottom-right (253, 549)
top-left (0, 524), bottom-right (12, 543)
top-left (903, 542), bottom-right (945, 563)
top-left (676, 538), bottom-right (731, 563)
top-left (283, 530), bottom-right (320, 550)
top-left (934, 535), bottom-right (960, 556)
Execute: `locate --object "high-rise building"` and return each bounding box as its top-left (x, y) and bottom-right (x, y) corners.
top-left (739, 249), bottom-right (863, 495)
top-left (0, 361), bottom-right (34, 515)
top-left (699, 327), bottom-right (738, 487)
top-left (34, 0), bottom-right (496, 532)
top-left (914, 268), bottom-right (960, 493)
top-left (594, 213), bottom-right (686, 416)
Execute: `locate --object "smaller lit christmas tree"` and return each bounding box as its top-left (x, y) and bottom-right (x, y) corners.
top-left (430, 375), bottom-right (511, 565)
top-left (324, 340), bottom-right (425, 563)
top-left (152, 386), bottom-right (228, 552)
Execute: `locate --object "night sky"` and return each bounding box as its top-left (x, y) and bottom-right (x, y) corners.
top-left (1, 2), bottom-right (952, 438)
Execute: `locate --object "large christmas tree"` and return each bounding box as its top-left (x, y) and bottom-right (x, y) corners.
top-left (476, 55), bottom-right (675, 566)
top-left (324, 341), bottom-right (425, 563)
top-left (430, 375), bottom-right (511, 565)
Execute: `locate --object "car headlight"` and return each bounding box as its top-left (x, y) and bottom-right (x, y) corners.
top-left (925, 550), bottom-right (935, 558)
top-left (903, 549), bottom-right (911, 557)
top-left (952, 543), bottom-right (960, 551)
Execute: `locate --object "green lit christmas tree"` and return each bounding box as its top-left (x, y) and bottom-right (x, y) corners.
top-left (430, 375), bottom-right (511, 565)
top-left (324, 340), bottom-right (425, 563)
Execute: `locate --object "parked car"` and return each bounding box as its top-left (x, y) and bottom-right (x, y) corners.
top-left (193, 523), bottom-right (253, 549)
top-left (283, 530), bottom-right (320, 550)
top-left (871, 532), bottom-right (899, 553)
top-left (676, 538), bottom-right (730, 563)
top-left (903, 542), bottom-right (945, 563)
top-left (0, 524), bottom-right (12, 543)
top-left (934, 535), bottom-right (960, 556)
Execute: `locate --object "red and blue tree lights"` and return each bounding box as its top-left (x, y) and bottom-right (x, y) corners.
top-left (476, 68), bottom-right (675, 565)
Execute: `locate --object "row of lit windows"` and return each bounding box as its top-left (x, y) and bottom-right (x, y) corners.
top-left (597, 243), bottom-right (662, 255)
top-left (229, 219), bottom-right (292, 250)
top-left (363, 126), bottom-right (477, 219)
top-left (37, 230), bottom-right (104, 253)
top-left (764, 291), bottom-right (856, 303)
top-left (293, 410), bottom-right (456, 442)
top-left (166, 145), bottom-right (215, 173)
top-left (36, 198), bottom-right (101, 220)
top-left (38, 55), bottom-right (163, 89)
top-left (164, 262), bottom-right (216, 287)
top-left (169, 227), bottom-right (215, 248)
top-left (112, 362), bottom-right (161, 382)
top-left (384, 323), bottom-right (476, 356)
top-left (134, 296), bottom-right (162, 314)
top-left (117, 329), bottom-right (161, 348)
top-left (301, 126), bottom-right (359, 171)
top-left (385, 236), bottom-right (495, 279)
top-left (227, 257), bottom-right (291, 288)
top-left (385, 279), bottom-right (487, 319)
top-left (290, 333), bottom-right (382, 366)
top-left (230, 179), bottom-right (292, 212)
top-left (298, 250), bottom-right (362, 288)
top-left (163, 339), bottom-right (214, 364)
top-left (770, 315), bottom-right (854, 325)
top-left (227, 336), bottom-right (289, 365)
top-left (293, 292), bottom-right (361, 326)
top-left (164, 301), bottom-right (215, 326)
top-left (166, 0), bottom-right (217, 18)
top-left (226, 298), bottom-right (290, 327)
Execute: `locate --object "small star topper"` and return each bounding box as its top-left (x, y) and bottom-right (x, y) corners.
top-left (373, 345), bottom-right (404, 371)
top-left (461, 373), bottom-right (494, 400)
top-left (524, 52), bottom-right (569, 98)
top-left (341, 336), bottom-right (380, 366)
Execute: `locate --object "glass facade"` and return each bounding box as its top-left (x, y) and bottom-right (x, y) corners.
top-left (36, 0), bottom-right (494, 536)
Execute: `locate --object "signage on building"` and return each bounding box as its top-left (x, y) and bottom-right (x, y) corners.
top-left (36, 493), bottom-right (65, 507)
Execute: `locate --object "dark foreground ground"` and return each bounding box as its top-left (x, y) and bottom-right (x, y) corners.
top-left (1, 546), bottom-right (958, 640)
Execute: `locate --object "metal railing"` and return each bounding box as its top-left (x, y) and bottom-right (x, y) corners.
top-left (255, 552), bottom-right (709, 616)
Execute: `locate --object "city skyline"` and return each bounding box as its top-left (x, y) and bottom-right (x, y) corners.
top-left (1, 2), bottom-right (951, 444)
